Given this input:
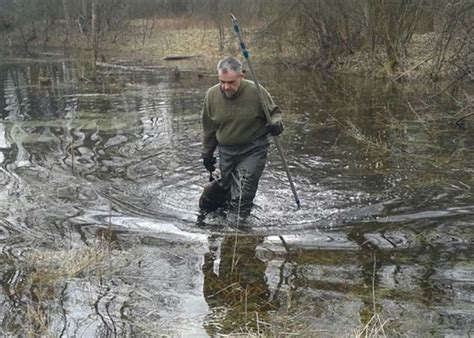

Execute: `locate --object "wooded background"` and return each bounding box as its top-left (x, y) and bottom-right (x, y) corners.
top-left (1, 0), bottom-right (472, 79)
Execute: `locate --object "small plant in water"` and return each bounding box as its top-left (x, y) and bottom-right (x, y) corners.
top-left (352, 253), bottom-right (391, 338)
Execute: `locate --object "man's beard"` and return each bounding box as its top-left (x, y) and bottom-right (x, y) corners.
top-left (223, 91), bottom-right (235, 98)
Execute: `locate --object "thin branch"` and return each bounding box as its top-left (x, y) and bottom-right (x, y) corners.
top-left (406, 97), bottom-right (434, 140)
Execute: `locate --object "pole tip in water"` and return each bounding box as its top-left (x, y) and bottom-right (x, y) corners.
top-left (296, 200), bottom-right (301, 210)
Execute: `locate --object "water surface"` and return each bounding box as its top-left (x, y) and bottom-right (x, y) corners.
top-left (0, 57), bottom-right (472, 336)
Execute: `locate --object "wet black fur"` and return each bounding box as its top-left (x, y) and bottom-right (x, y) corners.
top-left (199, 180), bottom-right (229, 211)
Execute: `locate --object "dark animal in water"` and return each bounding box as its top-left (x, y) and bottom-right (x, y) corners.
top-left (39, 76), bottom-right (52, 85)
top-left (199, 179), bottom-right (229, 211)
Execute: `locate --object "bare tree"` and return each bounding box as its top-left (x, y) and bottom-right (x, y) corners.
top-left (431, 0), bottom-right (474, 80)
top-left (91, 0), bottom-right (98, 79)
top-left (0, 0), bottom-right (471, 82)
top-left (61, 0), bottom-right (71, 49)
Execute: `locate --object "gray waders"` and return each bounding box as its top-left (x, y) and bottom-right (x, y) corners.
top-left (218, 135), bottom-right (269, 216)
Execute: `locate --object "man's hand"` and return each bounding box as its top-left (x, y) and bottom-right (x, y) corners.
top-left (266, 121), bottom-right (284, 136)
top-left (203, 156), bottom-right (216, 172)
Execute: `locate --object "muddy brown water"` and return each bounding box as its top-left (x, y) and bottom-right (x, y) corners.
top-left (0, 57), bottom-right (472, 336)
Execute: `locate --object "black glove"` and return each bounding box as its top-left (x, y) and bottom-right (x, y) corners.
top-left (203, 156), bottom-right (216, 172)
top-left (266, 122), bottom-right (284, 136)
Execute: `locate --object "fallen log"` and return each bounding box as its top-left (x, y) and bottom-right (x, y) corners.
top-left (162, 55), bottom-right (200, 61)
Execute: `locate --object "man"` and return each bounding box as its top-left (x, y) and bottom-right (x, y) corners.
top-left (201, 56), bottom-right (283, 216)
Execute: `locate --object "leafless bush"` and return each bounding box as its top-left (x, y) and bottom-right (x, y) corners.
top-left (0, 0), bottom-right (471, 81)
top-left (430, 1), bottom-right (474, 80)
top-left (251, 0), bottom-right (431, 72)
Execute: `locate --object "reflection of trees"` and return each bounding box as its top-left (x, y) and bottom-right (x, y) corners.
top-left (0, 59), bottom-right (205, 222)
top-left (0, 64), bottom-right (8, 120)
top-left (0, 62), bottom-right (143, 178)
top-left (203, 235), bottom-right (278, 335)
top-left (0, 59), bottom-right (204, 178)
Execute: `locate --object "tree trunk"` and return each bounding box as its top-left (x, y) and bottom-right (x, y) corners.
top-left (62, 0), bottom-right (71, 49)
top-left (91, 0), bottom-right (98, 80)
top-left (82, 0), bottom-right (88, 19)
top-left (382, 0), bottom-right (399, 74)
top-left (366, 0), bottom-right (379, 64)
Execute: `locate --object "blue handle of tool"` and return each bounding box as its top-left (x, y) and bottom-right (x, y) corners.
top-left (240, 43), bottom-right (249, 58)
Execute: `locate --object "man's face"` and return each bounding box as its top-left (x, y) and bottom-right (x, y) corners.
top-left (218, 70), bottom-right (243, 98)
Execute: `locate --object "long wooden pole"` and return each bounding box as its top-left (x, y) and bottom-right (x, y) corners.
top-left (230, 14), bottom-right (301, 209)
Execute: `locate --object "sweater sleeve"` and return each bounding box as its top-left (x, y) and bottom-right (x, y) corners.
top-left (201, 92), bottom-right (218, 158)
top-left (261, 86), bottom-right (282, 124)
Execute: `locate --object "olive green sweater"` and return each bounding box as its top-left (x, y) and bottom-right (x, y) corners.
top-left (201, 79), bottom-right (281, 158)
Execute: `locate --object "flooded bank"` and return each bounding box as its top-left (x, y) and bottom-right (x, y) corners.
top-left (0, 56), bottom-right (472, 336)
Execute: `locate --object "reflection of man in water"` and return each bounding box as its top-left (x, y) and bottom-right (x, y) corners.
top-left (202, 235), bottom-right (277, 334)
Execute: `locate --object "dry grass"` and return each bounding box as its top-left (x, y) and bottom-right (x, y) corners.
top-left (28, 244), bottom-right (105, 282)
top-left (353, 313), bottom-right (390, 338)
top-left (344, 118), bottom-right (390, 155)
top-left (24, 303), bottom-right (51, 338)
top-left (2, 14), bottom-right (469, 81)
top-left (11, 243), bottom-right (107, 337)
top-left (3, 16), bottom-right (278, 71)
top-left (351, 253), bottom-right (390, 338)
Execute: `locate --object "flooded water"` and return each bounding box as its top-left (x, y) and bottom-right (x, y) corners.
top-left (0, 56), bottom-right (472, 336)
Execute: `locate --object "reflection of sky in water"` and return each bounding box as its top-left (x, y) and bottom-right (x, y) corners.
top-left (0, 123), bottom-right (8, 148)
top-left (0, 123), bottom-right (8, 163)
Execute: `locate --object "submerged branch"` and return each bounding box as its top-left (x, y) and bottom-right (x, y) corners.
top-left (405, 97), bottom-right (434, 140)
